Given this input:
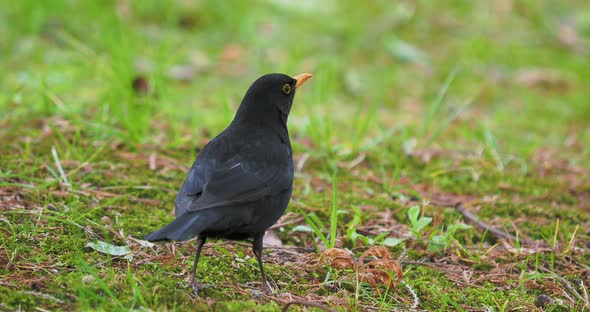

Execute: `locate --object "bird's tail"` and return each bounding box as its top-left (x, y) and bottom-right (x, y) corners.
top-left (145, 213), bottom-right (208, 241)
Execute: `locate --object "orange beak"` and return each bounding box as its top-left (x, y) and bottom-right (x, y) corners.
top-left (293, 73), bottom-right (313, 88)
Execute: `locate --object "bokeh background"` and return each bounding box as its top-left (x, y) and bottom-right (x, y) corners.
top-left (3, 1), bottom-right (589, 149)
top-left (1, 1), bottom-right (589, 311)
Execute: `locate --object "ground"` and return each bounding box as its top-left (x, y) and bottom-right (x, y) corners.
top-left (1, 1), bottom-right (589, 311)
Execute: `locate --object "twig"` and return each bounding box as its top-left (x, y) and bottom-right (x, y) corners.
top-left (455, 204), bottom-right (547, 247)
top-left (282, 300), bottom-right (337, 312)
top-left (269, 217), bottom-right (304, 230)
top-left (539, 266), bottom-right (587, 305)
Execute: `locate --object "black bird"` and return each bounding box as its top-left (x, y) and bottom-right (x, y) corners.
top-left (145, 73), bottom-right (312, 294)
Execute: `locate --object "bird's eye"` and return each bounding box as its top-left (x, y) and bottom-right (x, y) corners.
top-left (282, 84), bottom-right (291, 95)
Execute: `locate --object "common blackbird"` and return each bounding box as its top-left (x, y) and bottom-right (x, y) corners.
top-left (145, 73), bottom-right (312, 294)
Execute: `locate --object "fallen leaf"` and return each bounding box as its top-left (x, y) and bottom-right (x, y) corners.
top-left (85, 241), bottom-right (131, 257)
top-left (321, 248), bottom-right (354, 270)
top-left (359, 258), bottom-right (403, 289)
top-left (359, 246), bottom-right (392, 263)
top-left (360, 269), bottom-right (394, 288)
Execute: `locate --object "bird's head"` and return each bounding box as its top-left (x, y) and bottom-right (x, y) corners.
top-left (233, 73), bottom-right (312, 125)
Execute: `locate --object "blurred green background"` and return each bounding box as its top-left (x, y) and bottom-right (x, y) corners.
top-left (2, 0), bottom-right (589, 152)
top-left (1, 1), bottom-right (589, 311)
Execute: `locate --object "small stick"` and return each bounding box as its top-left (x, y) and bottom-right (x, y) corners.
top-left (539, 266), bottom-right (587, 305)
top-left (269, 217), bottom-right (305, 230)
top-left (455, 204), bottom-right (546, 247)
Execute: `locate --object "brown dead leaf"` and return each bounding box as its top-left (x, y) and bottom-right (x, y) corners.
top-left (358, 247), bottom-right (403, 289)
top-left (321, 247), bottom-right (404, 289)
top-left (361, 258), bottom-right (402, 271)
top-left (360, 259), bottom-right (404, 289)
top-left (358, 246), bottom-right (392, 263)
top-left (320, 248), bottom-right (354, 270)
top-left (360, 268), bottom-right (401, 289)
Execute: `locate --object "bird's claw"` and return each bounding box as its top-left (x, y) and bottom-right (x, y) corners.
top-left (251, 282), bottom-right (273, 298)
top-left (188, 278), bottom-right (213, 297)
top-left (260, 281), bottom-right (275, 295)
top-left (191, 279), bottom-right (201, 296)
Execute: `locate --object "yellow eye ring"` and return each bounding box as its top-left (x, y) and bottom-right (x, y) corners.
top-left (282, 84), bottom-right (291, 95)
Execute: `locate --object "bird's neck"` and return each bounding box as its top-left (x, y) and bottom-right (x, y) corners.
top-left (232, 101), bottom-right (289, 127)
top-left (230, 114), bottom-right (290, 143)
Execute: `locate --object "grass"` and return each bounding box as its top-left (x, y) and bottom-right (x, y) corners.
top-left (1, 0), bottom-right (590, 311)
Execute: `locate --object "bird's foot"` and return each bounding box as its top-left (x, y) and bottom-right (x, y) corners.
top-left (251, 283), bottom-right (273, 298)
top-left (191, 280), bottom-right (202, 297)
top-left (260, 280), bottom-right (275, 295)
top-left (187, 278), bottom-right (213, 297)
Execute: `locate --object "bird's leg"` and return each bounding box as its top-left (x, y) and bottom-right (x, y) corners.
top-left (190, 235), bottom-right (207, 296)
top-left (252, 232), bottom-right (272, 294)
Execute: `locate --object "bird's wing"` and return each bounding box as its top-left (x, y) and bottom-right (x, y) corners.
top-left (187, 161), bottom-right (290, 212)
top-left (175, 161), bottom-right (208, 216)
top-left (174, 139), bottom-right (221, 216)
